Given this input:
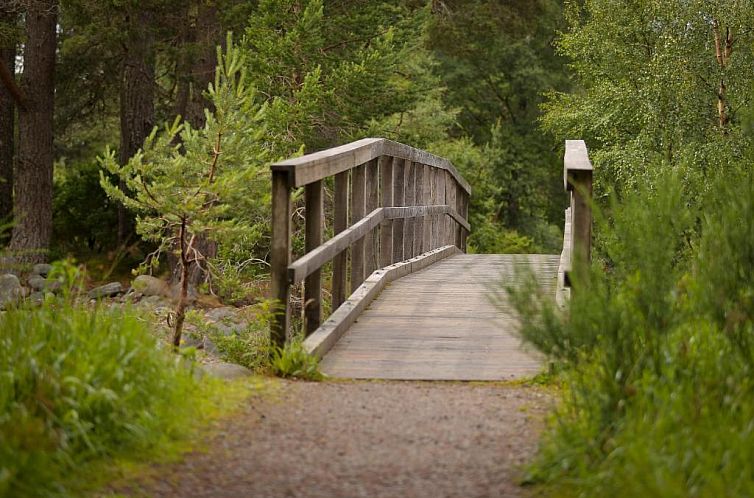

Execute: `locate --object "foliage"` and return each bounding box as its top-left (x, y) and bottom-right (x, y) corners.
top-left (271, 339), bottom-right (324, 381)
top-left (0, 296), bottom-right (204, 498)
top-left (511, 168), bottom-right (754, 497)
top-left (542, 0), bottom-right (754, 194)
top-left (100, 37), bottom-right (278, 343)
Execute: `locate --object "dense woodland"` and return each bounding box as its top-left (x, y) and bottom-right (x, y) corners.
top-left (3, 0), bottom-right (754, 497)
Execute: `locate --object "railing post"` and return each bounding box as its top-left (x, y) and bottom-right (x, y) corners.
top-left (332, 171), bottom-right (349, 309)
top-left (436, 169), bottom-right (446, 246)
top-left (422, 164), bottom-right (432, 252)
top-left (379, 156), bottom-right (394, 267)
top-left (564, 140), bottom-right (593, 282)
top-left (304, 180), bottom-right (323, 335)
top-left (270, 170), bottom-right (291, 347)
top-left (392, 159), bottom-right (406, 262)
top-left (351, 163), bottom-right (366, 289)
top-left (365, 158), bottom-right (379, 275)
top-left (404, 162), bottom-right (416, 259)
top-left (460, 192), bottom-right (469, 252)
top-left (444, 171), bottom-right (455, 247)
top-left (413, 163), bottom-right (425, 254)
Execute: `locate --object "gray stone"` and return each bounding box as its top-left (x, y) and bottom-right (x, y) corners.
top-left (201, 361), bottom-right (252, 380)
top-left (206, 306), bottom-right (237, 322)
top-left (29, 291), bottom-right (45, 306)
top-left (203, 336), bottom-right (219, 355)
top-left (27, 275), bottom-right (61, 293)
top-left (132, 275), bottom-right (170, 297)
top-left (0, 274), bottom-right (21, 308)
top-left (31, 263), bottom-right (52, 277)
top-left (87, 282), bottom-right (123, 299)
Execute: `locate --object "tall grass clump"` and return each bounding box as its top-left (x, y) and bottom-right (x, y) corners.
top-left (0, 293), bottom-right (205, 498)
top-left (512, 167), bottom-right (754, 497)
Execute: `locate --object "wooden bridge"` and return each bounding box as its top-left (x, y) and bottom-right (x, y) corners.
top-left (270, 139), bottom-right (593, 381)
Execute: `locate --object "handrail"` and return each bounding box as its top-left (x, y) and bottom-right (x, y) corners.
top-left (270, 139), bottom-right (471, 346)
top-left (559, 140), bottom-right (593, 291)
top-left (271, 138), bottom-right (472, 194)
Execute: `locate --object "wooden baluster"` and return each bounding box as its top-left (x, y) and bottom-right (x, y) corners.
top-left (422, 164), bottom-right (432, 253)
top-left (436, 168), bottom-right (446, 246)
top-left (270, 170), bottom-right (291, 347)
top-left (430, 167), bottom-right (438, 250)
top-left (455, 181), bottom-right (463, 249)
top-left (304, 180), bottom-right (323, 335)
top-left (351, 163), bottom-right (366, 290)
top-left (460, 192), bottom-right (469, 252)
top-left (445, 171), bottom-right (456, 247)
top-left (404, 161), bottom-right (416, 259)
top-left (379, 156), bottom-right (394, 267)
top-left (392, 158), bottom-right (406, 262)
top-left (332, 170), bottom-right (349, 310)
top-left (365, 158), bottom-right (379, 276)
top-left (414, 163), bottom-right (425, 255)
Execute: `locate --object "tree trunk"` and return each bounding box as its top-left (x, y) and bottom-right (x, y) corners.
top-left (0, 10), bottom-right (15, 226)
top-left (169, 1), bottom-right (220, 286)
top-left (8, 0), bottom-right (57, 266)
top-left (118, 9), bottom-right (155, 246)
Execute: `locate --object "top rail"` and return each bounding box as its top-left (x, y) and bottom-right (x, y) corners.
top-left (559, 140), bottom-right (593, 292)
top-left (271, 138), bottom-right (472, 194)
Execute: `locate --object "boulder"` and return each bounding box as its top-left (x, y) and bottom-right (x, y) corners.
top-left (132, 275), bottom-right (170, 297)
top-left (203, 336), bottom-right (219, 355)
top-left (31, 263), bottom-right (52, 277)
top-left (27, 275), bottom-right (61, 293)
top-left (201, 361), bottom-right (252, 380)
top-left (0, 274), bottom-right (21, 308)
top-left (87, 282), bottom-right (123, 299)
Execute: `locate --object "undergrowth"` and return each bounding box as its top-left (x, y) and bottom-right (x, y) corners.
top-left (0, 282), bottom-right (254, 498)
top-left (510, 167), bottom-right (754, 497)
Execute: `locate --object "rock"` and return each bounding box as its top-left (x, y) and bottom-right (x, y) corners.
top-left (201, 361), bottom-right (252, 380)
top-left (206, 306), bottom-right (237, 322)
top-left (132, 275), bottom-right (170, 297)
top-left (203, 336), bottom-right (219, 355)
top-left (0, 274), bottom-right (21, 308)
top-left (27, 275), bottom-right (61, 293)
top-left (27, 275), bottom-right (46, 291)
top-left (29, 291), bottom-right (45, 306)
top-left (87, 282), bottom-right (123, 299)
top-left (31, 263), bottom-right (52, 277)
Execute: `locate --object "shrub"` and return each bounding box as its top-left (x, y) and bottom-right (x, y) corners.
top-left (0, 300), bottom-right (203, 498)
top-left (511, 168), bottom-right (754, 496)
top-left (271, 340), bottom-right (324, 381)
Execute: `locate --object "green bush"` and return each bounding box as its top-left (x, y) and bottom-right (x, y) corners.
top-left (0, 301), bottom-right (203, 498)
top-left (271, 340), bottom-right (324, 381)
top-left (512, 168), bottom-right (754, 497)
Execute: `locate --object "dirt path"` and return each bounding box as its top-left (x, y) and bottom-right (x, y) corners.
top-left (121, 380), bottom-right (552, 498)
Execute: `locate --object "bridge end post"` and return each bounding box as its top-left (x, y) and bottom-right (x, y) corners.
top-left (270, 169), bottom-right (291, 347)
top-left (564, 140), bottom-right (593, 283)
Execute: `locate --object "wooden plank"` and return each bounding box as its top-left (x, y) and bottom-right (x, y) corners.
top-left (332, 171), bottom-right (348, 309)
top-left (414, 163), bottom-right (425, 254)
top-left (429, 167), bottom-right (438, 250)
top-left (365, 158), bottom-right (379, 276)
top-left (436, 169), bottom-right (446, 246)
top-left (271, 138), bottom-right (471, 195)
top-left (304, 180), bottom-right (323, 335)
top-left (564, 139), bottom-right (593, 189)
top-left (422, 164), bottom-right (432, 252)
top-left (350, 163), bottom-right (366, 290)
top-left (288, 205), bottom-right (469, 284)
top-left (302, 245), bottom-right (461, 358)
top-left (392, 158), bottom-right (405, 263)
top-left (270, 170), bottom-right (291, 346)
top-left (445, 171), bottom-right (456, 247)
top-left (404, 162), bottom-right (416, 259)
top-left (320, 254), bottom-right (559, 380)
top-left (379, 156), bottom-right (394, 267)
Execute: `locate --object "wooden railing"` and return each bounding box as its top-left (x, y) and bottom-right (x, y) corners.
top-left (559, 139), bottom-right (593, 295)
top-left (270, 138), bottom-right (471, 346)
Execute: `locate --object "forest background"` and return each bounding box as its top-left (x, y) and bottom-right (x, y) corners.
top-left (0, 0), bottom-right (568, 290)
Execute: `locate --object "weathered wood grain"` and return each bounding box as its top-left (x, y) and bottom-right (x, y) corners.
top-left (332, 171), bottom-right (349, 309)
top-left (320, 254), bottom-right (559, 380)
top-left (304, 180), bottom-right (323, 334)
top-left (350, 163), bottom-right (366, 290)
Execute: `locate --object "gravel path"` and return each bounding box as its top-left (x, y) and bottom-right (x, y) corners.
top-left (121, 380), bottom-right (552, 498)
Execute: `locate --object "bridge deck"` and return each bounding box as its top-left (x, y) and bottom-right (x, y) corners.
top-left (320, 254), bottom-right (559, 380)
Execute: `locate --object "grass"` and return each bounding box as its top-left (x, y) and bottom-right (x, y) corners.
top-left (509, 168), bottom-right (754, 497)
top-left (0, 292), bottom-right (262, 498)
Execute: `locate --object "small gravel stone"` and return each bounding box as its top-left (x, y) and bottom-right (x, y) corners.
top-left (31, 263), bottom-right (52, 277)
